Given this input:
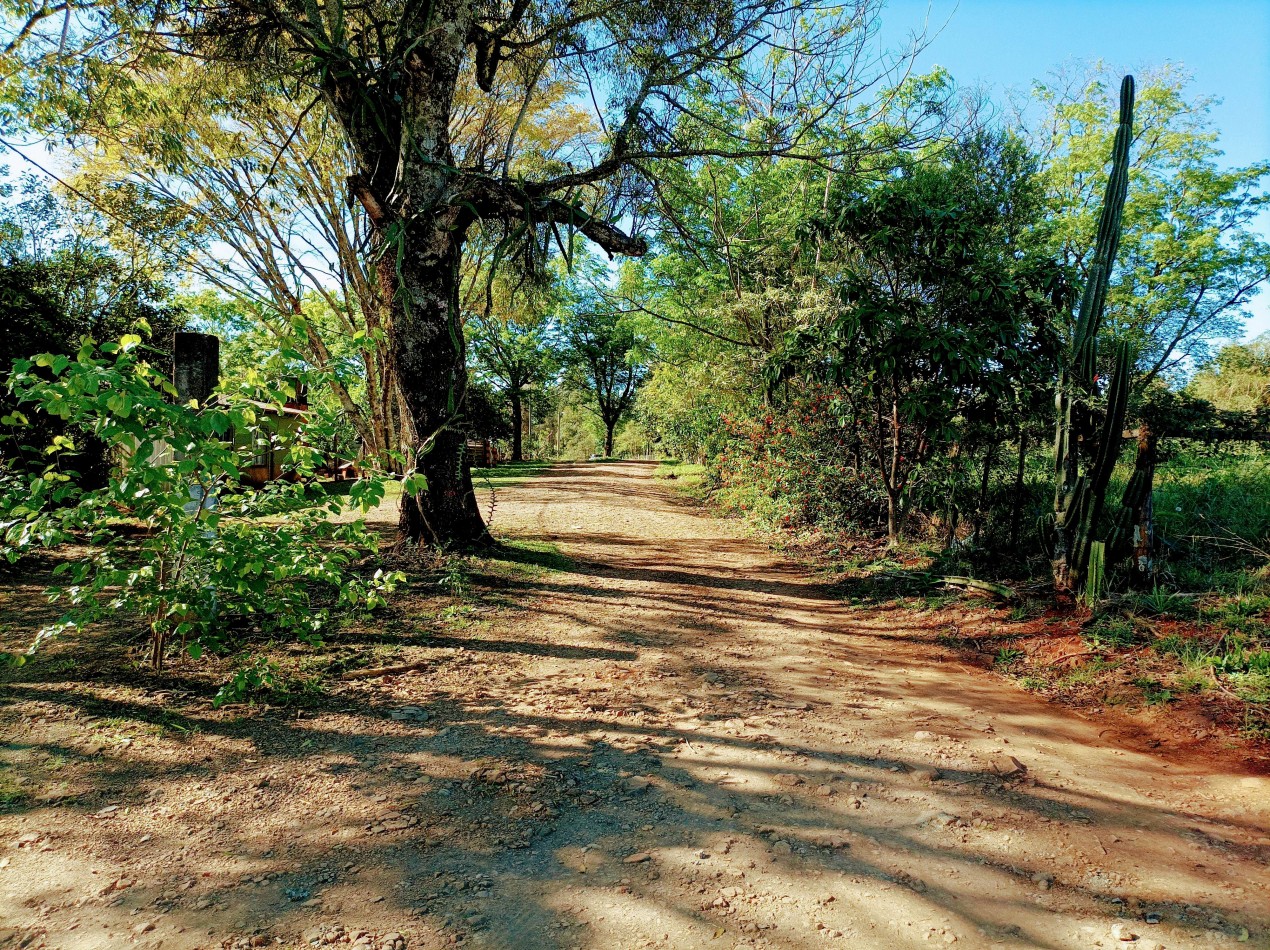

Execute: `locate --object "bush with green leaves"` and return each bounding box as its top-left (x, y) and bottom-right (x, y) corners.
top-left (0, 336), bottom-right (404, 695)
top-left (711, 386), bottom-right (891, 536)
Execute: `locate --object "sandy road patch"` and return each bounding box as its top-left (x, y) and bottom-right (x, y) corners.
top-left (2, 461), bottom-right (1268, 949)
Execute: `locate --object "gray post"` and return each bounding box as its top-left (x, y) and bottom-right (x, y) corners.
top-left (173, 332), bottom-right (220, 407)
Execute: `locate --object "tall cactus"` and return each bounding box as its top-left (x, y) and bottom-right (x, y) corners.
top-left (1052, 75), bottom-right (1135, 595)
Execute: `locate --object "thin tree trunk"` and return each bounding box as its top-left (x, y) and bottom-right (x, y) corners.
top-left (508, 386), bottom-right (523, 459)
top-left (1010, 428), bottom-right (1028, 551)
top-left (974, 438), bottom-right (1000, 540)
top-left (510, 389), bottom-right (524, 462)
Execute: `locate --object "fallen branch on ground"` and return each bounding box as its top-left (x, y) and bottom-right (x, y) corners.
top-left (940, 576), bottom-right (1020, 601)
top-left (341, 660), bottom-right (433, 681)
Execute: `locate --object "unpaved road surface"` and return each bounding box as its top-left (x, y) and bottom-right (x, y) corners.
top-left (3, 461), bottom-right (1269, 950)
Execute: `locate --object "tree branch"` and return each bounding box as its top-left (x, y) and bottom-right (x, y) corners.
top-left (463, 179), bottom-right (646, 257)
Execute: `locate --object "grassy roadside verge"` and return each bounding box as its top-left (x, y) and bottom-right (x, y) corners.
top-left (472, 460), bottom-right (552, 489)
top-left (653, 459), bottom-right (708, 494)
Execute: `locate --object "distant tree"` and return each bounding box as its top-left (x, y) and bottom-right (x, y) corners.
top-left (468, 274), bottom-right (558, 462)
top-left (1032, 63), bottom-right (1270, 382)
top-left (561, 307), bottom-right (647, 458)
top-left (459, 381), bottom-right (513, 445)
top-left (1187, 337), bottom-right (1270, 412)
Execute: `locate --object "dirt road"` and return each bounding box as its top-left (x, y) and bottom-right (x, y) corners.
top-left (3, 461), bottom-right (1269, 949)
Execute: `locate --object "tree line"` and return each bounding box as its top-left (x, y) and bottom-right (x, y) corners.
top-left (2, 1), bottom-right (1268, 601)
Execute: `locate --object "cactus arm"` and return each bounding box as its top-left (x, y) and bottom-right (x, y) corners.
top-left (1070, 342), bottom-right (1133, 583)
top-left (1052, 75), bottom-right (1136, 596)
top-left (1070, 76), bottom-right (1136, 389)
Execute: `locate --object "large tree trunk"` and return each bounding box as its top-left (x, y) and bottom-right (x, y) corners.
top-left (332, 16), bottom-right (488, 548)
top-left (510, 389), bottom-right (524, 462)
top-left (604, 420), bottom-right (616, 457)
top-left (383, 232), bottom-right (488, 547)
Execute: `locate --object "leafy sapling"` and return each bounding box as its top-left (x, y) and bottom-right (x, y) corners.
top-left (0, 336), bottom-right (403, 688)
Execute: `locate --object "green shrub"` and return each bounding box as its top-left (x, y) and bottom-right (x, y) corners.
top-left (1129, 586), bottom-right (1193, 618)
top-left (1083, 615), bottom-right (1138, 649)
top-left (1154, 633), bottom-right (1213, 666)
top-left (1155, 632), bottom-right (1270, 675)
top-left (713, 389), bottom-right (890, 535)
top-left (1132, 677), bottom-right (1174, 705)
top-left (1230, 672), bottom-right (1270, 703)
top-left (0, 338), bottom-right (403, 689)
top-left (994, 646), bottom-right (1026, 667)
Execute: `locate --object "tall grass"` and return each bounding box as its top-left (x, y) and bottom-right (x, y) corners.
top-left (1151, 450), bottom-right (1270, 571)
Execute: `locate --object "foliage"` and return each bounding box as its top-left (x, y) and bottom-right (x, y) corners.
top-left (1033, 63), bottom-right (1270, 381)
top-left (460, 381), bottom-right (513, 443)
top-left (631, 69), bottom-right (956, 385)
top-left (559, 299), bottom-right (648, 458)
top-left (1152, 450), bottom-right (1270, 569)
top-left (185, 291), bottom-right (370, 465)
top-left (1187, 337), bottom-right (1270, 412)
top-left (710, 387), bottom-right (888, 535)
top-left (637, 359), bottom-right (750, 465)
top-left (1082, 615), bottom-right (1139, 649)
top-left (62, 56), bottom-right (602, 472)
top-left (0, 177), bottom-right (184, 484)
top-left (0, 338), bottom-right (402, 684)
top-left (467, 271), bottom-right (558, 461)
top-left (777, 132), bottom-right (1065, 542)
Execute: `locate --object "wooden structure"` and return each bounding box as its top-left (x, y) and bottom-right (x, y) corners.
top-left (466, 439), bottom-right (502, 467)
top-left (234, 398), bottom-right (309, 487)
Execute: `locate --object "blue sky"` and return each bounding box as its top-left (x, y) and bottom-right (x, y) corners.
top-left (878, 0), bottom-right (1270, 339)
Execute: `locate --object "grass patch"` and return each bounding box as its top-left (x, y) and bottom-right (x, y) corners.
top-left (1155, 632), bottom-right (1270, 674)
top-left (472, 460), bottom-right (551, 489)
top-left (1242, 707), bottom-right (1270, 741)
top-left (1083, 614), bottom-right (1140, 649)
top-left (0, 769), bottom-right (26, 808)
top-left (1153, 452), bottom-right (1270, 569)
top-left (492, 538), bottom-right (572, 575)
top-left (436, 557), bottom-right (472, 598)
top-left (1132, 677), bottom-right (1174, 705)
top-left (1127, 586), bottom-right (1195, 619)
top-left (1230, 672), bottom-right (1270, 703)
top-left (1057, 657), bottom-right (1117, 688)
top-left (994, 646), bottom-right (1026, 668)
top-left (655, 459), bottom-right (708, 493)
